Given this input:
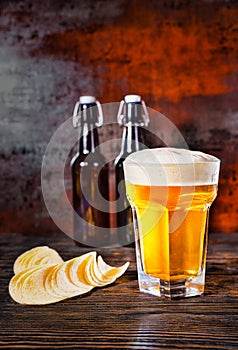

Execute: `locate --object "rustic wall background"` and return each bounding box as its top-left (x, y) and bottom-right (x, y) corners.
top-left (0, 0), bottom-right (237, 234)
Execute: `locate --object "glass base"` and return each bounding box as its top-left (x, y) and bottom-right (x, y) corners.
top-left (138, 270), bottom-right (205, 299)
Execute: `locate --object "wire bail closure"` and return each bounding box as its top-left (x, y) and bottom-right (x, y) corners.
top-left (117, 96), bottom-right (150, 127)
top-left (72, 98), bottom-right (103, 128)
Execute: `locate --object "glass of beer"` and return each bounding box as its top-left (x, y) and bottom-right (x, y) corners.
top-left (123, 147), bottom-right (220, 298)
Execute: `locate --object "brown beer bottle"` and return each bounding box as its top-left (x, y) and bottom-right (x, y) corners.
top-left (114, 94), bottom-right (150, 246)
top-left (71, 96), bottom-right (110, 247)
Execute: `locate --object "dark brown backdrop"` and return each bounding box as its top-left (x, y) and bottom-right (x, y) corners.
top-left (0, 0), bottom-right (237, 234)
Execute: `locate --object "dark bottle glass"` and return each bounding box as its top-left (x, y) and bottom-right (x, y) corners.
top-left (114, 95), bottom-right (150, 246)
top-left (71, 96), bottom-right (110, 247)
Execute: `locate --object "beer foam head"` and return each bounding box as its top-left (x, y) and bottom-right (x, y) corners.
top-left (123, 148), bottom-right (220, 186)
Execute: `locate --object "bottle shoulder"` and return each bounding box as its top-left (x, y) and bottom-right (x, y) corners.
top-left (114, 151), bottom-right (128, 166)
top-left (70, 152), bottom-right (86, 166)
top-left (71, 151), bottom-right (107, 167)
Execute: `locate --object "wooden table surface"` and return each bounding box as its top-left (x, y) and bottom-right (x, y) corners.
top-left (0, 232), bottom-right (237, 349)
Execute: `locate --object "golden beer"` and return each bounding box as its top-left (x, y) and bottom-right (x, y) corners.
top-left (123, 147), bottom-right (220, 298)
top-left (126, 183), bottom-right (218, 281)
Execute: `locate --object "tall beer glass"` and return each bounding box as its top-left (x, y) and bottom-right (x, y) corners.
top-left (123, 148), bottom-right (220, 298)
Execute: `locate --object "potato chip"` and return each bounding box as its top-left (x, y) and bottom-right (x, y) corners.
top-left (69, 252), bottom-right (96, 287)
top-left (25, 246), bottom-right (63, 270)
top-left (20, 265), bottom-right (65, 304)
top-left (9, 266), bottom-right (38, 301)
top-left (15, 266), bottom-right (43, 292)
top-left (55, 260), bottom-right (92, 296)
top-left (44, 265), bottom-right (76, 299)
top-left (83, 252), bottom-right (100, 287)
top-left (44, 264), bottom-right (64, 299)
top-left (9, 266), bottom-right (53, 304)
top-left (47, 264), bottom-right (72, 298)
top-left (83, 254), bottom-right (129, 287)
top-left (13, 246), bottom-right (64, 274)
top-left (9, 247), bottom-right (130, 305)
top-left (87, 254), bottom-right (110, 287)
top-left (97, 256), bottom-right (130, 284)
top-left (13, 246), bottom-right (49, 273)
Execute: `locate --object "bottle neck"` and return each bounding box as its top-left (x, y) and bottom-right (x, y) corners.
top-left (78, 104), bottom-right (100, 154)
top-left (119, 101), bottom-right (147, 154)
top-left (120, 124), bottom-right (146, 154)
top-left (124, 102), bottom-right (144, 125)
top-left (78, 124), bottom-right (99, 154)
